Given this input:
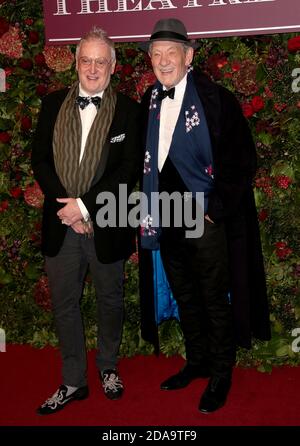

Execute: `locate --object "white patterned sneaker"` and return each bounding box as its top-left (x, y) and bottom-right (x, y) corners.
top-left (36, 384), bottom-right (89, 415)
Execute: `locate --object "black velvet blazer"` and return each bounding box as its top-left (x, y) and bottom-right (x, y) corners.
top-left (32, 88), bottom-right (140, 263)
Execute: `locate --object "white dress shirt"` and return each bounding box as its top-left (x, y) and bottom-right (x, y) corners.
top-left (158, 74), bottom-right (187, 172)
top-left (76, 85), bottom-right (103, 220)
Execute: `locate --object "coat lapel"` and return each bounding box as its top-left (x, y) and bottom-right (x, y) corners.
top-left (192, 70), bottom-right (222, 154)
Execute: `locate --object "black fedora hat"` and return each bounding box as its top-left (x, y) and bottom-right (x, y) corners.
top-left (140, 18), bottom-right (199, 51)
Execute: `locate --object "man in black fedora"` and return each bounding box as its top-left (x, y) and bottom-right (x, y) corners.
top-left (139, 18), bottom-right (270, 413)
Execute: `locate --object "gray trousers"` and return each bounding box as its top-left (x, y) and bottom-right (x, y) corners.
top-left (45, 228), bottom-right (124, 388)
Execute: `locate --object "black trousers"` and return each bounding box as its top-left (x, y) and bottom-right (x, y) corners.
top-left (160, 220), bottom-right (236, 377)
top-left (45, 228), bottom-right (124, 387)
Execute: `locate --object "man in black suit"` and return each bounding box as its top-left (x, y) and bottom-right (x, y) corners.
top-left (32, 27), bottom-right (140, 415)
top-left (140, 18), bottom-right (270, 413)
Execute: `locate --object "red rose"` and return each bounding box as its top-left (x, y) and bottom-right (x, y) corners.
top-left (0, 131), bottom-right (11, 143)
top-left (242, 102), bottom-right (254, 118)
top-left (207, 54), bottom-right (225, 80)
top-left (36, 84), bottom-right (48, 96)
top-left (21, 115), bottom-right (32, 131)
top-left (34, 52), bottom-right (46, 66)
top-left (125, 48), bottom-right (138, 58)
top-left (0, 200), bottom-right (9, 212)
top-left (122, 64), bottom-right (134, 77)
top-left (136, 71), bottom-right (157, 96)
top-left (251, 96), bottom-right (265, 113)
top-left (275, 175), bottom-right (293, 189)
top-left (274, 103), bottom-right (287, 113)
top-left (28, 30), bottom-right (39, 44)
top-left (129, 252), bottom-right (139, 264)
top-left (287, 36), bottom-right (300, 53)
top-left (24, 18), bottom-right (34, 26)
top-left (10, 186), bottom-right (23, 199)
top-left (232, 62), bottom-right (241, 72)
top-left (19, 58), bottom-right (33, 70)
top-left (4, 67), bottom-right (13, 76)
top-left (279, 249), bottom-right (293, 259)
top-left (216, 56), bottom-right (228, 69)
top-left (275, 241), bottom-right (287, 250)
top-left (258, 209), bottom-right (268, 222)
top-left (0, 16), bottom-right (9, 38)
top-left (275, 241), bottom-right (293, 260)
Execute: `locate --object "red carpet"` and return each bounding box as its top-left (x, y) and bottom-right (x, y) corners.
top-left (0, 345), bottom-right (299, 426)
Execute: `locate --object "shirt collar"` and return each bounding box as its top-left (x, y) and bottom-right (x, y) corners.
top-left (79, 85), bottom-right (104, 98)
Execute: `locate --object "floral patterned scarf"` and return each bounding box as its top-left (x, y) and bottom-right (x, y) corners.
top-left (141, 71), bottom-right (214, 250)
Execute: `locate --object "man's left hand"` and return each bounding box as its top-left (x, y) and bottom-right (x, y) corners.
top-left (56, 198), bottom-right (83, 225)
top-left (205, 214), bottom-right (215, 224)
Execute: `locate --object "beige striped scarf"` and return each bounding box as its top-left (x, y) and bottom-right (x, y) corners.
top-left (53, 81), bottom-right (117, 197)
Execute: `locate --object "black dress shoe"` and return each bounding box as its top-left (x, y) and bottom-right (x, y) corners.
top-left (37, 385), bottom-right (89, 415)
top-left (199, 376), bottom-right (231, 413)
top-left (160, 365), bottom-right (210, 390)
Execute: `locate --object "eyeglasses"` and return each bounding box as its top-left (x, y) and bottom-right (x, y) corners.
top-left (79, 57), bottom-right (112, 69)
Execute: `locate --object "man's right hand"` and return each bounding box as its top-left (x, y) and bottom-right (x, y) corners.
top-left (71, 221), bottom-right (85, 234)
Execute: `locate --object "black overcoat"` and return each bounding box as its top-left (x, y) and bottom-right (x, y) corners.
top-left (139, 70), bottom-right (271, 349)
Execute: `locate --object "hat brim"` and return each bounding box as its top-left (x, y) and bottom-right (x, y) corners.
top-left (139, 38), bottom-right (199, 52)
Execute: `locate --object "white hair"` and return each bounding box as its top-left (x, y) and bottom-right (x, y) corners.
top-left (76, 26), bottom-right (116, 62)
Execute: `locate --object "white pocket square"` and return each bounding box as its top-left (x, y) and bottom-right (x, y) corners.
top-left (110, 133), bottom-right (125, 143)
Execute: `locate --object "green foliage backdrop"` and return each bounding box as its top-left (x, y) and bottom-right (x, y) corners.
top-left (0, 1), bottom-right (299, 369)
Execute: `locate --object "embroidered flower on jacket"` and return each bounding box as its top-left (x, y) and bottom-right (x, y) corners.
top-left (205, 164), bottom-right (214, 179)
top-left (143, 150), bottom-right (151, 174)
top-left (140, 215), bottom-right (157, 236)
top-left (185, 105), bottom-right (200, 133)
top-left (183, 191), bottom-right (192, 202)
top-left (149, 88), bottom-right (159, 110)
top-left (110, 133), bottom-right (125, 143)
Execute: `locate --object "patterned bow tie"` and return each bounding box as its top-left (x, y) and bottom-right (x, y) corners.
top-left (157, 87), bottom-right (175, 101)
top-left (75, 95), bottom-right (101, 110)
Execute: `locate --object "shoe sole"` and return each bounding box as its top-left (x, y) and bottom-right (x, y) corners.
top-left (103, 389), bottom-right (124, 400)
top-left (199, 400), bottom-right (226, 414)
